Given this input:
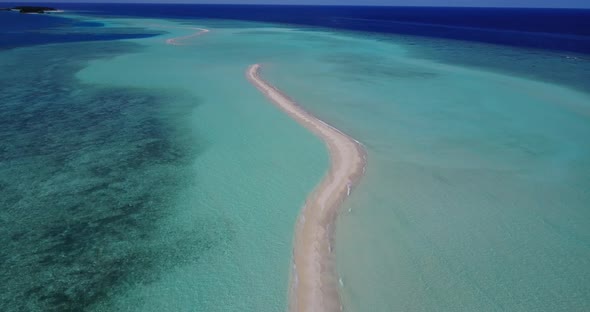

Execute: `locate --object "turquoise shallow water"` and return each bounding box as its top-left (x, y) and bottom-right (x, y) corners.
top-left (0, 17), bottom-right (327, 311)
top-left (262, 29), bottom-right (590, 311)
top-left (1, 12), bottom-right (589, 311)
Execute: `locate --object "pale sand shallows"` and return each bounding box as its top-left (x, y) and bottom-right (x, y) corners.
top-left (166, 27), bottom-right (209, 46)
top-left (148, 24), bottom-right (210, 45)
top-left (247, 64), bottom-right (367, 312)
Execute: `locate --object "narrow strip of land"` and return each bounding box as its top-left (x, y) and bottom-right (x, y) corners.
top-left (247, 64), bottom-right (366, 312)
top-left (148, 24), bottom-right (210, 45)
top-left (165, 27), bottom-right (209, 45)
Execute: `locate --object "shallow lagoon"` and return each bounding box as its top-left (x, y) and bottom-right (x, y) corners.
top-left (1, 11), bottom-right (589, 312)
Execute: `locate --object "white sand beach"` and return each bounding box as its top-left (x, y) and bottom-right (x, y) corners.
top-left (247, 64), bottom-right (366, 312)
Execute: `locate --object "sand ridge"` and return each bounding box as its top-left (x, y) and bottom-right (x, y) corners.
top-left (147, 24), bottom-right (210, 45)
top-left (247, 64), bottom-right (366, 312)
top-left (165, 27), bottom-right (209, 46)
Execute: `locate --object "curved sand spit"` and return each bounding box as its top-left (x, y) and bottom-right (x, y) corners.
top-left (166, 27), bottom-right (209, 46)
top-left (148, 24), bottom-right (210, 45)
top-left (247, 64), bottom-right (367, 312)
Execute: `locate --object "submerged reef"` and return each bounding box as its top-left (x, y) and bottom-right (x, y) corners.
top-left (0, 41), bottom-right (223, 311)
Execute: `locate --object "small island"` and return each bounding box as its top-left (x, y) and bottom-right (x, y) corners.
top-left (0, 6), bottom-right (59, 14)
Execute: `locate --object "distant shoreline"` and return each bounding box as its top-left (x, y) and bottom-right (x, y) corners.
top-left (0, 6), bottom-right (62, 14)
top-left (247, 64), bottom-right (366, 312)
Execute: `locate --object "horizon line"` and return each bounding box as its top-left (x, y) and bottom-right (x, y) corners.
top-left (2, 2), bottom-right (590, 9)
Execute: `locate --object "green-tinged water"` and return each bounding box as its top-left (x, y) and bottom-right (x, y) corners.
top-left (262, 30), bottom-right (590, 311)
top-left (1, 13), bottom-right (589, 312)
top-left (0, 18), bottom-right (327, 311)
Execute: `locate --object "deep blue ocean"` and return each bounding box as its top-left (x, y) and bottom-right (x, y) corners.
top-left (4, 3), bottom-right (590, 53)
top-left (0, 9), bottom-right (161, 50)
